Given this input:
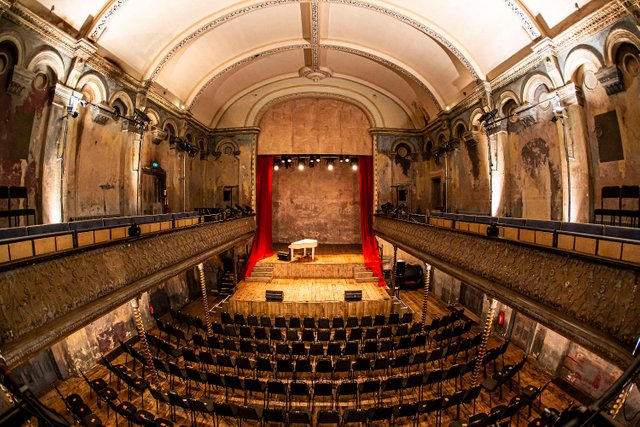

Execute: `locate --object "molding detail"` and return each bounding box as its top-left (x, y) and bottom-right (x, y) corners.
top-left (0, 218), bottom-right (255, 367)
top-left (311, 0), bottom-right (319, 71)
top-left (91, 103), bottom-right (116, 125)
top-left (374, 217), bottom-right (639, 368)
top-left (7, 66), bottom-right (34, 96)
top-left (595, 65), bottom-right (625, 95)
top-left (89, 0), bottom-right (129, 41)
top-left (298, 65), bottom-right (333, 81)
top-left (504, 0), bottom-right (541, 39)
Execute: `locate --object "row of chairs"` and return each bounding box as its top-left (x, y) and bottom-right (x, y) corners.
top-left (101, 356), bottom-right (150, 404)
top-left (449, 382), bottom-right (549, 427)
top-left (149, 386), bottom-right (482, 427)
top-left (481, 355), bottom-right (527, 406)
top-left (54, 386), bottom-right (103, 427)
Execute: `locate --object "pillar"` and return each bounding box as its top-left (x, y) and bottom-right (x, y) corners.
top-left (422, 262), bottom-right (432, 331)
top-left (197, 263), bottom-right (213, 337)
top-left (470, 297), bottom-right (498, 387)
top-left (130, 297), bottom-right (161, 388)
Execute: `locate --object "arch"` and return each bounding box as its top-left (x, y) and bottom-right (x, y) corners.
top-left (469, 107), bottom-right (485, 132)
top-left (109, 90), bottom-right (134, 117)
top-left (162, 118), bottom-right (179, 137)
top-left (604, 28), bottom-right (640, 67)
top-left (0, 32), bottom-right (26, 68)
top-left (27, 48), bottom-right (65, 82)
top-left (145, 0), bottom-right (481, 82)
top-left (188, 43), bottom-right (444, 113)
top-left (451, 119), bottom-right (467, 139)
top-left (214, 138), bottom-right (240, 156)
top-left (563, 46), bottom-right (604, 83)
top-left (250, 91), bottom-right (379, 128)
top-left (521, 72), bottom-right (555, 104)
top-left (497, 90), bottom-right (521, 115)
top-left (144, 108), bottom-right (161, 126)
top-left (76, 73), bottom-right (109, 104)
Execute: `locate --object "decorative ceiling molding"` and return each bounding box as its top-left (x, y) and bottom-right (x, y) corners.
top-left (88, 0), bottom-right (129, 42)
top-left (187, 44), bottom-right (443, 112)
top-left (322, 0), bottom-right (481, 80)
top-left (504, 0), bottom-right (541, 39)
top-left (311, 0), bottom-right (319, 71)
top-left (146, 0), bottom-right (480, 81)
top-left (321, 45), bottom-right (443, 111)
top-left (489, 1), bottom-right (625, 92)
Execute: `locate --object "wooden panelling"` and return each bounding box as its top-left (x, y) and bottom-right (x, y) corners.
top-left (110, 227), bottom-right (127, 240)
top-left (574, 236), bottom-right (597, 255)
top-left (519, 229), bottom-right (535, 243)
top-left (76, 231), bottom-right (95, 247)
top-left (442, 219), bottom-right (454, 228)
top-left (33, 237), bottom-right (56, 256)
top-left (477, 224), bottom-right (489, 235)
top-left (597, 240), bottom-right (623, 260)
top-left (621, 243), bottom-right (640, 264)
top-left (557, 234), bottom-right (575, 250)
top-left (0, 245), bottom-right (9, 263)
top-left (9, 240), bottom-right (33, 260)
top-left (56, 234), bottom-right (74, 251)
top-left (93, 229), bottom-right (110, 243)
top-left (503, 227), bottom-right (519, 240)
top-left (160, 221), bottom-right (172, 231)
top-left (535, 231), bottom-right (555, 247)
top-left (468, 223), bottom-right (480, 234)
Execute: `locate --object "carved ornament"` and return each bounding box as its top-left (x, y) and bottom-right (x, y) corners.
top-left (595, 65), bottom-right (625, 95)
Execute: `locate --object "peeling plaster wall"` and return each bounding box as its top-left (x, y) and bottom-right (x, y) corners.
top-left (272, 162), bottom-right (360, 244)
top-left (258, 97), bottom-right (372, 155)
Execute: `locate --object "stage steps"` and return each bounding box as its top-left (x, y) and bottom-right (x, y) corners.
top-left (219, 272), bottom-right (237, 296)
top-left (354, 265), bottom-right (380, 283)
top-left (245, 265), bottom-right (273, 282)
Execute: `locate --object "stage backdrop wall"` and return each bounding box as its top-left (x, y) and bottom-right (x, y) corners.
top-left (272, 163), bottom-right (361, 244)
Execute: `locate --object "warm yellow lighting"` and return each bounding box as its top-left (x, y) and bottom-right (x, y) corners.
top-left (352, 163), bottom-right (358, 171)
top-left (298, 163), bottom-right (304, 171)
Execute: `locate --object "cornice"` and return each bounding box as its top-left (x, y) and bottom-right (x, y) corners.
top-left (210, 127), bottom-right (262, 136)
top-left (488, 1), bottom-right (626, 92)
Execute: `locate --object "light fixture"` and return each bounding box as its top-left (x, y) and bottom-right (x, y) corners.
top-left (274, 164), bottom-right (279, 171)
top-left (352, 161), bottom-right (358, 171)
top-left (281, 158), bottom-right (286, 164)
top-left (327, 159), bottom-right (335, 171)
top-left (298, 157), bottom-right (305, 171)
top-left (308, 159), bottom-right (315, 168)
top-left (316, 155), bottom-right (321, 162)
top-left (339, 156), bottom-right (344, 163)
top-left (345, 157), bottom-right (350, 163)
top-left (287, 157), bottom-right (292, 163)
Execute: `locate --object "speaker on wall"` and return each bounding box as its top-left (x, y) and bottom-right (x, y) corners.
top-left (396, 259), bottom-right (406, 277)
top-left (266, 290), bottom-right (283, 302)
top-left (345, 290), bottom-right (362, 301)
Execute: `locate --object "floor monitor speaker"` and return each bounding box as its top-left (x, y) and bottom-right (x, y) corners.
top-left (266, 290), bottom-right (283, 302)
top-left (345, 290), bottom-right (362, 301)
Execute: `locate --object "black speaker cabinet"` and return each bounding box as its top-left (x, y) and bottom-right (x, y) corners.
top-left (266, 290), bottom-right (283, 301)
top-left (396, 259), bottom-right (406, 277)
top-left (486, 224), bottom-right (500, 237)
top-left (345, 290), bottom-right (362, 301)
top-left (277, 251), bottom-right (291, 261)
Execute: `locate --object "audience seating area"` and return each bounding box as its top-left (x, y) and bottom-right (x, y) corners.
top-left (62, 304), bottom-right (548, 427)
top-left (386, 211), bottom-right (640, 265)
top-left (0, 211), bottom-right (244, 265)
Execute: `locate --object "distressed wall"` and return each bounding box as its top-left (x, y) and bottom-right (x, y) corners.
top-left (272, 161), bottom-right (360, 244)
top-left (258, 97), bottom-right (372, 155)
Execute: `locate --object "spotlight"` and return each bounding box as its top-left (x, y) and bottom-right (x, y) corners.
top-left (308, 159), bottom-right (315, 168)
top-left (274, 164), bottom-right (279, 171)
top-left (281, 158), bottom-right (286, 164)
top-left (339, 156), bottom-right (344, 163)
top-left (316, 155), bottom-right (321, 162)
top-left (327, 159), bottom-right (335, 171)
top-left (345, 157), bottom-right (350, 163)
top-left (352, 162), bottom-right (358, 171)
top-left (298, 157), bottom-right (305, 171)
top-left (287, 157), bottom-right (292, 163)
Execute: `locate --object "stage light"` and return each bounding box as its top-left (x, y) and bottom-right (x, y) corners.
top-left (327, 160), bottom-right (335, 171)
top-left (308, 159), bottom-right (315, 168)
top-left (287, 157), bottom-right (292, 163)
top-left (316, 155), bottom-right (321, 162)
top-left (352, 162), bottom-right (358, 171)
top-left (274, 164), bottom-right (279, 171)
top-left (298, 157), bottom-right (305, 171)
top-left (281, 158), bottom-right (286, 164)
top-left (345, 157), bottom-right (350, 163)
top-left (339, 156), bottom-right (344, 163)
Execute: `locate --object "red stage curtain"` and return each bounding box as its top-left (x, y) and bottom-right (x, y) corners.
top-left (359, 156), bottom-right (385, 286)
top-left (244, 155), bottom-right (274, 278)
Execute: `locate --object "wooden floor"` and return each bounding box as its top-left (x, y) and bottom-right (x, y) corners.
top-left (263, 244), bottom-right (364, 265)
top-left (41, 288), bottom-right (580, 427)
top-left (231, 280), bottom-right (390, 302)
top-left (227, 280), bottom-right (392, 318)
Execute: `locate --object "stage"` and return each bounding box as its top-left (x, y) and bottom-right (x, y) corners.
top-left (226, 244), bottom-right (396, 318)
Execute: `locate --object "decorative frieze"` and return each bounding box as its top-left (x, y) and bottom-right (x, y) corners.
top-left (595, 65), bottom-right (625, 95)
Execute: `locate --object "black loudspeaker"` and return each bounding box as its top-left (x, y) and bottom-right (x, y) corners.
top-left (345, 290), bottom-right (362, 301)
top-left (277, 251), bottom-right (291, 261)
top-left (396, 260), bottom-right (406, 277)
top-left (487, 224), bottom-right (499, 237)
top-left (223, 189), bottom-right (232, 202)
top-left (266, 290), bottom-right (283, 301)
top-left (128, 224), bottom-right (141, 237)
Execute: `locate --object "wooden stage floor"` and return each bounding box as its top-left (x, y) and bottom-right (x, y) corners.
top-left (227, 280), bottom-right (392, 318)
top-left (264, 244), bottom-right (364, 264)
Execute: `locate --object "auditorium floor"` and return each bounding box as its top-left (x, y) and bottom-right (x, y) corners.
top-left (41, 289), bottom-right (580, 426)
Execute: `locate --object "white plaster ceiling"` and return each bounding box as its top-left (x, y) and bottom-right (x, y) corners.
top-left (21, 0), bottom-right (596, 129)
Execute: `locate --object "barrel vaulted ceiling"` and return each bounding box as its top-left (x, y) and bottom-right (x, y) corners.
top-left (21, 0), bottom-right (598, 128)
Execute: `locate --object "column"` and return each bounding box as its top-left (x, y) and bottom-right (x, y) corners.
top-left (130, 297), bottom-right (161, 388)
top-left (422, 262), bottom-right (432, 331)
top-left (470, 297), bottom-right (498, 387)
top-left (197, 263), bottom-right (213, 337)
